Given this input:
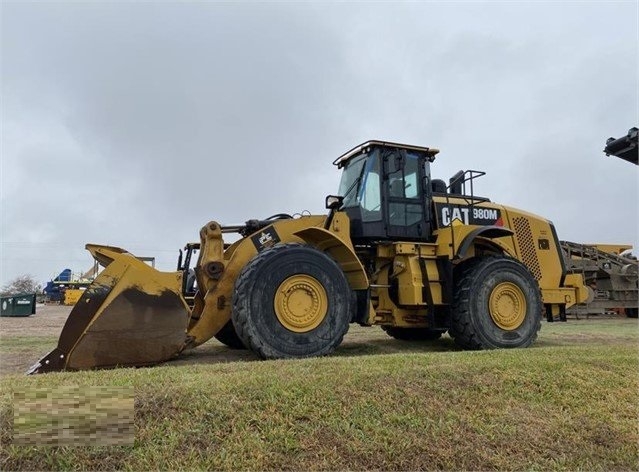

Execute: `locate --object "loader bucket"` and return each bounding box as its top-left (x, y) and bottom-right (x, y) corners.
top-left (28, 245), bottom-right (191, 374)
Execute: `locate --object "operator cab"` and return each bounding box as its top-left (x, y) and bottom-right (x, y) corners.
top-left (332, 141), bottom-right (439, 243)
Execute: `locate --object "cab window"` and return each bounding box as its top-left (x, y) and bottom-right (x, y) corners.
top-left (360, 156), bottom-right (382, 221)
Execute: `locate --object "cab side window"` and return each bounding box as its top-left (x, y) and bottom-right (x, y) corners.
top-left (360, 156), bottom-right (382, 222)
top-left (387, 153), bottom-right (422, 227)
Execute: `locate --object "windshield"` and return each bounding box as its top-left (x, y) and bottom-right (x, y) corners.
top-left (337, 153), bottom-right (367, 207)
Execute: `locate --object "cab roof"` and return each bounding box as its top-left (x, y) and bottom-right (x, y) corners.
top-left (333, 140), bottom-right (440, 168)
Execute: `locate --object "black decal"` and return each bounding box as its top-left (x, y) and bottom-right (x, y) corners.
top-left (538, 239), bottom-right (550, 250)
top-left (250, 226), bottom-right (281, 252)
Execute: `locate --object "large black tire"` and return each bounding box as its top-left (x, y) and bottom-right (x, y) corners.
top-left (449, 256), bottom-right (542, 350)
top-left (626, 307), bottom-right (638, 319)
top-left (232, 243), bottom-right (352, 359)
top-left (381, 326), bottom-right (444, 341)
top-left (214, 320), bottom-right (246, 349)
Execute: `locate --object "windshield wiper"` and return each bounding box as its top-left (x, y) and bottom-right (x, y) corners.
top-left (340, 177), bottom-right (360, 203)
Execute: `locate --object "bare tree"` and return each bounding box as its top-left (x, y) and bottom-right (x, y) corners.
top-left (0, 275), bottom-right (42, 296)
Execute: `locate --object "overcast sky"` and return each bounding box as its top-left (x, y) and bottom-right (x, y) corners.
top-left (1, 1), bottom-right (637, 287)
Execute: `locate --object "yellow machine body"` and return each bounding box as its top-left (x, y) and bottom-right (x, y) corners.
top-left (30, 140), bottom-right (589, 373)
top-left (183, 214), bottom-right (367, 349)
top-left (356, 196), bottom-right (588, 327)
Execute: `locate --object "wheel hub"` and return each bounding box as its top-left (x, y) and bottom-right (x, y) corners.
top-left (274, 275), bottom-right (328, 333)
top-left (489, 282), bottom-right (526, 330)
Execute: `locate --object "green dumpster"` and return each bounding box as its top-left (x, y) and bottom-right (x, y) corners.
top-left (0, 293), bottom-right (36, 317)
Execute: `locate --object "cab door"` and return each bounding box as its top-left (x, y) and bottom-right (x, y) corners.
top-left (383, 150), bottom-right (432, 240)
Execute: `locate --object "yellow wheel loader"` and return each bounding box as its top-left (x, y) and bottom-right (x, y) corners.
top-left (29, 141), bottom-right (589, 374)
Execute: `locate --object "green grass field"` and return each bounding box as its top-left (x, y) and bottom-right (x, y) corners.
top-left (1, 318), bottom-right (637, 471)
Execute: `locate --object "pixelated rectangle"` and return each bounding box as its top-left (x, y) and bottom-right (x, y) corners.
top-left (13, 386), bottom-right (134, 446)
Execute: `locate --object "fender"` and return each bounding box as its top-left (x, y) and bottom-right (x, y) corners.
top-left (294, 227), bottom-right (369, 290)
top-left (456, 226), bottom-right (515, 259)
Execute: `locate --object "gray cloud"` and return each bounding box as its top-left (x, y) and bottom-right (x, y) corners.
top-left (1, 1), bottom-right (637, 285)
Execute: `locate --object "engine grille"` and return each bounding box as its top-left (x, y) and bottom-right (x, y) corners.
top-left (513, 217), bottom-right (542, 280)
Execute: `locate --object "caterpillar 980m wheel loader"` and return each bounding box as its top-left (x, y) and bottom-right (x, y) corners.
top-left (29, 140), bottom-right (589, 374)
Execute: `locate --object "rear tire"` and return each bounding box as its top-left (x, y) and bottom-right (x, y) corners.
top-left (214, 320), bottom-right (246, 349)
top-left (381, 326), bottom-right (444, 341)
top-left (232, 243), bottom-right (352, 359)
top-left (449, 256), bottom-right (542, 350)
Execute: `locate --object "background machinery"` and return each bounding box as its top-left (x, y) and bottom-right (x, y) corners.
top-left (604, 127), bottom-right (638, 165)
top-left (596, 127), bottom-right (639, 316)
top-left (43, 268), bottom-right (93, 305)
top-left (30, 140), bottom-right (589, 373)
top-left (561, 241), bottom-right (638, 318)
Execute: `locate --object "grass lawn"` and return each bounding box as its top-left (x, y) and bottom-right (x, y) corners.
top-left (1, 318), bottom-right (637, 470)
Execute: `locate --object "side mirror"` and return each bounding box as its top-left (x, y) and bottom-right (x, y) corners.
top-left (325, 195), bottom-right (344, 210)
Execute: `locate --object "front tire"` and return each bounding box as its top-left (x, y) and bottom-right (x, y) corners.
top-left (232, 243), bottom-right (352, 359)
top-left (449, 256), bottom-right (542, 350)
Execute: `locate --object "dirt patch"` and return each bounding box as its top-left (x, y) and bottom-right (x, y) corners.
top-left (0, 305), bottom-right (69, 376)
top-left (0, 304), bottom-right (71, 337)
top-left (0, 305), bottom-right (398, 376)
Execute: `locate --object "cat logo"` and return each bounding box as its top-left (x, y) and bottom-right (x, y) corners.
top-left (436, 203), bottom-right (502, 227)
top-left (441, 207), bottom-right (470, 226)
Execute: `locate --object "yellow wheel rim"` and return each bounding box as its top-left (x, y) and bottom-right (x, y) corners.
top-left (489, 282), bottom-right (526, 330)
top-left (274, 275), bottom-right (328, 333)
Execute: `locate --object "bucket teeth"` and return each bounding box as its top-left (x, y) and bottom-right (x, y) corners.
top-left (27, 348), bottom-right (67, 374)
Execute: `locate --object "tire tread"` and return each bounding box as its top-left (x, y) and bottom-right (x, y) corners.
top-left (449, 256), bottom-right (542, 350)
top-left (232, 243), bottom-right (350, 359)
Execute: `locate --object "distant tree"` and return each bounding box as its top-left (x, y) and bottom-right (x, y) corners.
top-left (0, 275), bottom-right (42, 296)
